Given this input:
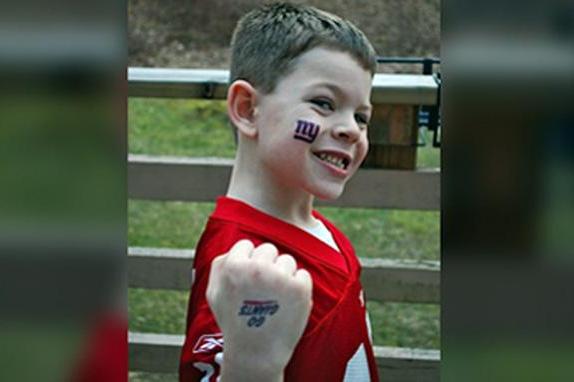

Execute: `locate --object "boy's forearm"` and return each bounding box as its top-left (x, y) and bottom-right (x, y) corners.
top-left (220, 348), bottom-right (284, 382)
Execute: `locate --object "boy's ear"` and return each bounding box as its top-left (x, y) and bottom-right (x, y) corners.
top-left (227, 80), bottom-right (259, 139)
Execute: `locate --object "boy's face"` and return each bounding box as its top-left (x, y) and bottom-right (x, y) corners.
top-left (254, 47), bottom-right (372, 200)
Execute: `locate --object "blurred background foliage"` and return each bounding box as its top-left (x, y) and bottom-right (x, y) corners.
top-left (129, 0), bottom-right (440, 71)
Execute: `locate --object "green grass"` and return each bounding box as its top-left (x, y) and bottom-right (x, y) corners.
top-left (317, 206), bottom-right (439, 261)
top-left (129, 201), bottom-right (214, 249)
top-left (129, 289), bottom-right (188, 335)
top-left (368, 302), bottom-right (439, 348)
top-left (128, 98), bottom-right (440, 350)
top-left (417, 128), bottom-right (441, 168)
top-left (129, 99), bottom-right (235, 157)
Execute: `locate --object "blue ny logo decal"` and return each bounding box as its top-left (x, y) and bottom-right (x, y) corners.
top-left (294, 119), bottom-right (320, 143)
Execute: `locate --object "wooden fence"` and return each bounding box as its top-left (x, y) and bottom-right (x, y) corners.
top-left (128, 67), bottom-right (440, 381)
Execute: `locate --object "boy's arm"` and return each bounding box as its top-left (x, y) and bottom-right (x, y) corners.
top-left (206, 240), bottom-right (313, 381)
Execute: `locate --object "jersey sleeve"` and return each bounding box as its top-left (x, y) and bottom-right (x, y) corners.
top-left (178, 301), bottom-right (224, 381)
top-left (179, 235), bottom-right (224, 381)
top-left (179, 222), bottom-right (263, 382)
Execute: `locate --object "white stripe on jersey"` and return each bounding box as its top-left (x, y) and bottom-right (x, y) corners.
top-left (193, 362), bottom-right (214, 382)
top-left (366, 311), bottom-right (373, 343)
top-left (343, 343), bottom-right (371, 381)
top-left (193, 351), bottom-right (223, 382)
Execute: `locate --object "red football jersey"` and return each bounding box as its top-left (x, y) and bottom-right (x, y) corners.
top-left (179, 197), bottom-right (379, 381)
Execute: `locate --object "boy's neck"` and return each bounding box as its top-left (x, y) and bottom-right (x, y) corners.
top-left (227, 148), bottom-right (318, 230)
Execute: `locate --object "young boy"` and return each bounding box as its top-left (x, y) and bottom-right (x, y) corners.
top-left (179, 2), bottom-right (378, 381)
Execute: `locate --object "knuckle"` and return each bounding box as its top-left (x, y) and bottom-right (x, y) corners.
top-left (224, 256), bottom-right (238, 269)
top-left (260, 241), bottom-right (277, 250)
top-left (225, 253), bottom-right (248, 271)
top-left (228, 239), bottom-right (254, 258)
top-left (235, 239), bottom-right (254, 250)
top-left (296, 270), bottom-right (313, 289)
top-left (288, 274), bottom-right (305, 289)
top-left (257, 242), bottom-right (278, 255)
top-left (280, 253), bottom-right (296, 262)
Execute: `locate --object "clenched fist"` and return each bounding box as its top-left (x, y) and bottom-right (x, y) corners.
top-left (206, 239), bottom-right (313, 381)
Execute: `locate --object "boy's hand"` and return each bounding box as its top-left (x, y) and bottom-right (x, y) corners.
top-left (206, 239), bottom-right (313, 381)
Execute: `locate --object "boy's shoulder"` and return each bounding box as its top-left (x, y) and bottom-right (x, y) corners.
top-left (312, 209), bottom-right (355, 253)
top-left (205, 197), bottom-right (353, 249)
top-left (192, 197), bottom-right (272, 270)
top-left (195, 197), bottom-right (357, 271)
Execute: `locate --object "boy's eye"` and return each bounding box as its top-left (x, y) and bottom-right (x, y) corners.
top-left (355, 113), bottom-right (370, 128)
top-left (310, 98), bottom-right (334, 111)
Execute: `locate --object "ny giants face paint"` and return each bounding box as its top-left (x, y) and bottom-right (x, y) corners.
top-left (293, 119), bottom-right (319, 143)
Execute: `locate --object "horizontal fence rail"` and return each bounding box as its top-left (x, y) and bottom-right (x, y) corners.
top-left (128, 155), bottom-right (440, 210)
top-left (129, 332), bottom-right (440, 381)
top-left (128, 67), bottom-right (439, 105)
top-left (128, 246), bottom-right (440, 304)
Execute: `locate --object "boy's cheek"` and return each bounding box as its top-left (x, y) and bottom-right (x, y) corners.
top-left (353, 137), bottom-right (369, 166)
top-left (363, 138), bottom-right (370, 159)
top-left (293, 119), bottom-right (320, 144)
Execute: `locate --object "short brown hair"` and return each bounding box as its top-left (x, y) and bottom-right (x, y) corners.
top-left (229, 2), bottom-right (377, 95)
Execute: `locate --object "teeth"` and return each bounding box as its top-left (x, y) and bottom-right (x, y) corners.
top-left (317, 153), bottom-right (347, 169)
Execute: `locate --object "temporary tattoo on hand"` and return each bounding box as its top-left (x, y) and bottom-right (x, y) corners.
top-left (294, 119), bottom-right (319, 143)
top-left (238, 300), bottom-right (280, 327)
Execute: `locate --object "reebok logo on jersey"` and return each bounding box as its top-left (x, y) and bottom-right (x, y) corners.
top-left (192, 333), bottom-right (224, 354)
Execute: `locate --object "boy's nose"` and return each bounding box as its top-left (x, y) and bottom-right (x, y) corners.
top-left (331, 119), bottom-right (361, 143)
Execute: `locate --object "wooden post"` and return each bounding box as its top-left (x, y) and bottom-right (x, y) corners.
top-left (363, 104), bottom-right (419, 170)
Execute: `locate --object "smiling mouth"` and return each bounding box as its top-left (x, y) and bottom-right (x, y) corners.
top-left (312, 152), bottom-right (350, 170)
